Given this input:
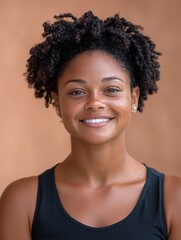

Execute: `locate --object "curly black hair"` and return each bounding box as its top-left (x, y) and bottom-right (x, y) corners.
top-left (25, 11), bottom-right (161, 112)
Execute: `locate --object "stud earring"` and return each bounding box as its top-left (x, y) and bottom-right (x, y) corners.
top-left (56, 108), bottom-right (61, 116)
top-left (51, 100), bottom-right (63, 122)
top-left (55, 108), bottom-right (63, 123)
top-left (132, 105), bottom-right (137, 112)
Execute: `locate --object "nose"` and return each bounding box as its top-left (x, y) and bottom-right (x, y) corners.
top-left (84, 93), bottom-right (106, 111)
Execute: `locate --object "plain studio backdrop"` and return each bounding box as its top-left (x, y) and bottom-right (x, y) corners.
top-left (0, 0), bottom-right (181, 195)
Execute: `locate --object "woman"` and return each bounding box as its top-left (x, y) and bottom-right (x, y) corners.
top-left (0, 11), bottom-right (180, 240)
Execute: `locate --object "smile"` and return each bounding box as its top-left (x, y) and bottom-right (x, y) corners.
top-left (79, 117), bottom-right (114, 127)
top-left (82, 118), bottom-right (110, 123)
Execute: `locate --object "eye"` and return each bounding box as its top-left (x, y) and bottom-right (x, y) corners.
top-left (68, 89), bottom-right (86, 96)
top-left (104, 87), bottom-right (122, 95)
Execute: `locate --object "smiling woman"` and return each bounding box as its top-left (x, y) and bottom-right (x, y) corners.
top-left (0, 11), bottom-right (181, 240)
top-left (52, 50), bottom-right (138, 145)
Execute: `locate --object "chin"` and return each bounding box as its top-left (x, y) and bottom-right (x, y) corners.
top-left (77, 132), bottom-right (123, 145)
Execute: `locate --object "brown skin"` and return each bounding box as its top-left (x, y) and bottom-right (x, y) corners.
top-left (0, 50), bottom-right (181, 239)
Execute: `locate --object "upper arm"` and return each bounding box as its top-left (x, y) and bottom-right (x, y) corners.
top-left (0, 177), bottom-right (38, 240)
top-left (164, 175), bottom-right (181, 240)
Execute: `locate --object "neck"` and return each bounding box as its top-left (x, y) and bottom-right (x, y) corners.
top-left (62, 135), bottom-right (136, 188)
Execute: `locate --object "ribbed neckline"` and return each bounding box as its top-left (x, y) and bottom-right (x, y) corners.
top-left (51, 164), bottom-right (151, 232)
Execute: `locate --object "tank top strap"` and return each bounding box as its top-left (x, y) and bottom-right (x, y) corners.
top-left (31, 164), bottom-right (58, 238)
top-left (142, 166), bottom-right (167, 235)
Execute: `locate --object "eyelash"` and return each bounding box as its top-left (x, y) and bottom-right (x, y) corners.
top-left (68, 89), bottom-right (85, 96)
top-left (68, 87), bottom-right (121, 97)
top-left (105, 87), bottom-right (121, 93)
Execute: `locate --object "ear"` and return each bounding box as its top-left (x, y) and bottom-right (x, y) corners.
top-left (51, 91), bottom-right (61, 117)
top-left (131, 86), bottom-right (140, 112)
top-left (51, 91), bottom-right (59, 107)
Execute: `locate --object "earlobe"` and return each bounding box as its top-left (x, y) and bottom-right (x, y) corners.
top-left (132, 104), bottom-right (137, 113)
top-left (51, 91), bottom-right (58, 105)
top-left (51, 91), bottom-right (59, 108)
top-left (51, 91), bottom-right (62, 117)
top-left (131, 86), bottom-right (140, 113)
top-left (131, 86), bottom-right (140, 104)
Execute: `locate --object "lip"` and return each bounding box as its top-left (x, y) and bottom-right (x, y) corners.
top-left (79, 115), bottom-right (114, 128)
top-left (79, 115), bottom-right (114, 121)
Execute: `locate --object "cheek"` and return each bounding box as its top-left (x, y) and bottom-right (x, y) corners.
top-left (109, 94), bottom-right (132, 126)
top-left (59, 98), bottom-right (81, 119)
top-left (109, 92), bottom-right (132, 111)
top-left (116, 97), bottom-right (131, 108)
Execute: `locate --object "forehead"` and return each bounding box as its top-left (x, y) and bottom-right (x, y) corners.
top-left (59, 50), bottom-right (129, 81)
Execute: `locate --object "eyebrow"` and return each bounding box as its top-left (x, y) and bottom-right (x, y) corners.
top-left (64, 76), bottom-right (124, 87)
top-left (102, 76), bottom-right (124, 83)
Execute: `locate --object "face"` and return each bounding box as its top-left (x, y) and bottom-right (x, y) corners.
top-left (52, 50), bottom-right (139, 145)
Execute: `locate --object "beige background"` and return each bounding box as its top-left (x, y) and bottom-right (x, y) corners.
top-left (0, 0), bottom-right (181, 195)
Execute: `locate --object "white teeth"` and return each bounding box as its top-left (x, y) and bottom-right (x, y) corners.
top-left (83, 119), bottom-right (110, 123)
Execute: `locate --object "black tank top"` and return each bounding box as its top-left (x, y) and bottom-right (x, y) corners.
top-left (32, 164), bottom-right (168, 240)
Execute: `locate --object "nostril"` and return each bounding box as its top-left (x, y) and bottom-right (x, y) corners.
top-left (84, 100), bottom-right (106, 110)
top-left (98, 105), bottom-right (104, 109)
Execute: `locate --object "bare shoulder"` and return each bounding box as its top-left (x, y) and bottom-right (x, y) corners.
top-left (0, 176), bottom-right (38, 240)
top-left (164, 175), bottom-right (181, 240)
top-left (164, 174), bottom-right (181, 206)
top-left (0, 176), bottom-right (38, 214)
top-left (1, 175), bottom-right (38, 197)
